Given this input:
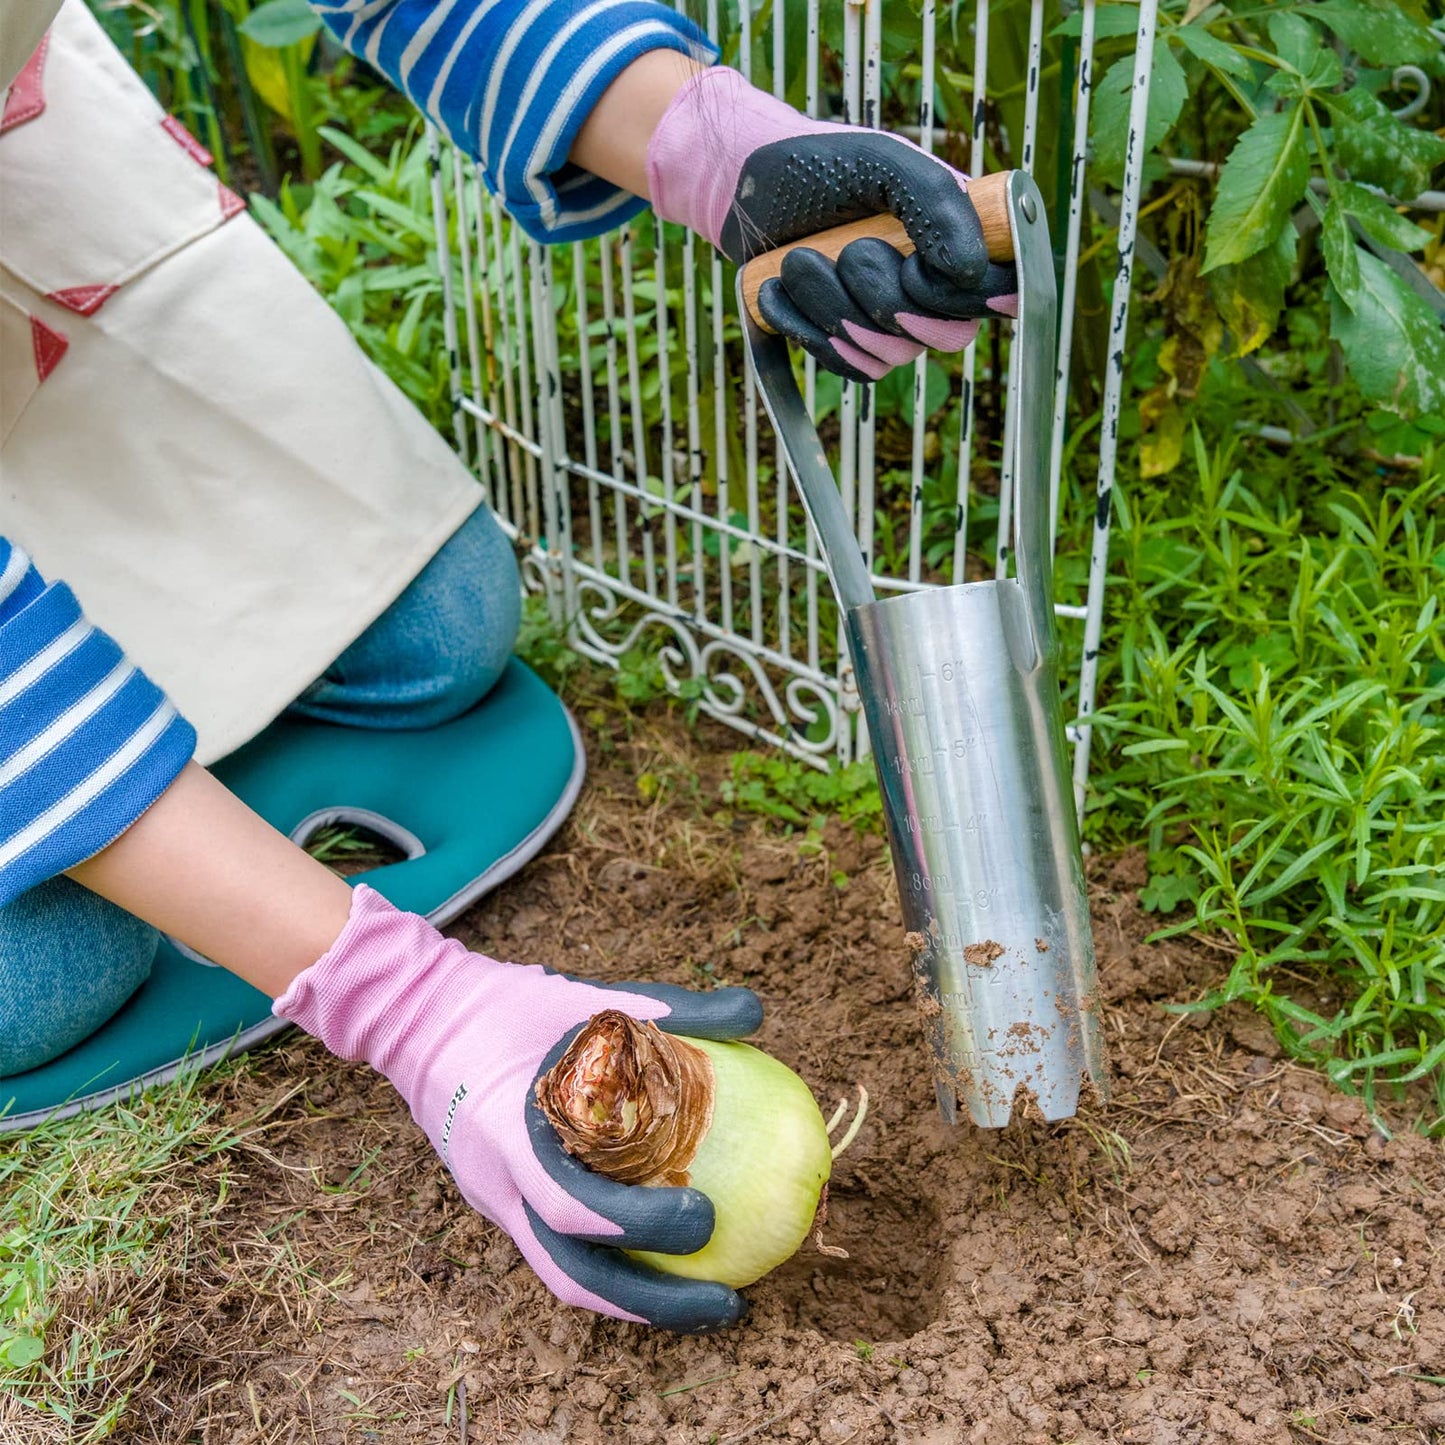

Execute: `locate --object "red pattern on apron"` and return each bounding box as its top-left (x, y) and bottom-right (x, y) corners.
top-left (2, 35), bottom-right (49, 134)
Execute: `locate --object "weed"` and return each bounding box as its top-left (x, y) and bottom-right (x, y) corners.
top-left (720, 752), bottom-right (883, 833)
top-left (0, 1064), bottom-right (252, 1438)
top-left (1097, 432), bottom-right (1445, 1123)
top-left (514, 594), bottom-right (587, 694)
top-left (611, 645), bottom-right (705, 714)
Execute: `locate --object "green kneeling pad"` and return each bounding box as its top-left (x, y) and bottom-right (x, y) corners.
top-left (0, 660), bottom-right (584, 1133)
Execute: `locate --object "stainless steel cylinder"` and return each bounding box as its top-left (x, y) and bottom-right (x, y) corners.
top-left (847, 580), bottom-right (1104, 1126)
top-left (741, 171), bottom-right (1108, 1127)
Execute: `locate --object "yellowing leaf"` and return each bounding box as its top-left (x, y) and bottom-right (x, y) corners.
top-left (1208, 223), bottom-right (1297, 355)
top-left (240, 33), bottom-right (316, 123)
top-left (1139, 388), bottom-right (1186, 478)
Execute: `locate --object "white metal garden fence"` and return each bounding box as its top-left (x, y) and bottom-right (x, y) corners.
top-left (426, 0), bottom-right (1161, 815)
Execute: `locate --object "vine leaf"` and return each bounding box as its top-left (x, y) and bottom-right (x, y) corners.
top-left (1172, 23), bottom-right (1252, 80)
top-left (1336, 182), bottom-right (1434, 254)
top-left (1325, 88), bottom-right (1445, 200)
top-left (1267, 11), bottom-right (1321, 75)
top-left (1320, 200), bottom-right (1360, 312)
top-left (1307, 0), bottom-right (1439, 68)
top-left (1202, 105), bottom-right (1309, 273)
top-left (1049, 4), bottom-right (1141, 39)
top-left (1091, 41), bottom-right (1188, 187)
top-left (1330, 250), bottom-right (1445, 417)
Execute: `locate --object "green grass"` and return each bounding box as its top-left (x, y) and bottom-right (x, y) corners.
top-left (1095, 431), bottom-right (1445, 1125)
top-left (0, 1067), bottom-right (256, 1441)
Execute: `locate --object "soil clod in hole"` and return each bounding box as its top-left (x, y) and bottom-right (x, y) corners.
top-left (762, 1188), bottom-right (947, 1342)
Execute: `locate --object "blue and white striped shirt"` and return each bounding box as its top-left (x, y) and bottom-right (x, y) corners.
top-left (311, 0), bottom-right (715, 240)
top-left (0, 541), bottom-right (197, 904)
top-left (0, 0), bottom-right (715, 905)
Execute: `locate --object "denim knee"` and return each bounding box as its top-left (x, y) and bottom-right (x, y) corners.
top-left (0, 877), bottom-right (159, 1078)
top-left (291, 504), bottom-right (522, 730)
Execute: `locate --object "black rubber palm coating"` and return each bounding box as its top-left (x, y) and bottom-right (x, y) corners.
top-left (524, 1204), bottom-right (748, 1333)
top-left (592, 980), bottom-right (763, 1040)
top-left (719, 132), bottom-right (989, 284)
top-left (779, 246), bottom-right (888, 343)
top-left (900, 254), bottom-right (1019, 319)
top-left (723, 132), bottom-right (1010, 377)
top-left (757, 278), bottom-right (877, 384)
top-left (833, 237), bottom-right (916, 336)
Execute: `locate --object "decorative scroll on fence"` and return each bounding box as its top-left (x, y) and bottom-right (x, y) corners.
top-left (428, 0), bottom-right (1161, 815)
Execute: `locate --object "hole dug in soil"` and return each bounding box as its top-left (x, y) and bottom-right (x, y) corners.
top-left (765, 1186), bottom-right (948, 1341)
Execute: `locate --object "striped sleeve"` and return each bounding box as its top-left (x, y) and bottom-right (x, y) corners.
top-left (307, 0), bottom-right (717, 242)
top-left (0, 539), bottom-right (196, 907)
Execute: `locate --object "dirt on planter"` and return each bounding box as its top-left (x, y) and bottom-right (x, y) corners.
top-left (83, 712), bottom-right (1445, 1443)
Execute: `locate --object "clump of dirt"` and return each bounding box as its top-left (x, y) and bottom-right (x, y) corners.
top-left (963, 939), bottom-right (1005, 967)
top-left (54, 713), bottom-right (1445, 1443)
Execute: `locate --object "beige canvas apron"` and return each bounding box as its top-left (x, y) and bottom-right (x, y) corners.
top-left (0, 0), bottom-right (482, 764)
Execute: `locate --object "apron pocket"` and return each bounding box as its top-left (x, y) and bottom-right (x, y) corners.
top-left (0, 0), bottom-right (239, 314)
top-left (0, 291), bottom-right (66, 445)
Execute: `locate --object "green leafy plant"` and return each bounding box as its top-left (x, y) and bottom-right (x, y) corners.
top-left (1077, 0), bottom-right (1445, 468)
top-left (720, 751), bottom-right (883, 831)
top-left (0, 1239), bottom-right (45, 1372)
top-left (1097, 428), bottom-right (1445, 1124)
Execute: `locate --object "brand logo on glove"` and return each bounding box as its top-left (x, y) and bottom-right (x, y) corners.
top-left (441, 1081), bottom-right (468, 1168)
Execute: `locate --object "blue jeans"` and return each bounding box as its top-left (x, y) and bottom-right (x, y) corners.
top-left (0, 505), bottom-right (520, 1078)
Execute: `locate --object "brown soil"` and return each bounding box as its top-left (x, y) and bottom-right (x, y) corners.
top-left (43, 712), bottom-right (1445, 1441)
top-left (961, 940), bottom-right (1005, 968)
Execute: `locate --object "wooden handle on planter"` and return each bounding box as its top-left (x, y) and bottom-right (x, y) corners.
top-left (739, 170), bottom-right (1014, 333)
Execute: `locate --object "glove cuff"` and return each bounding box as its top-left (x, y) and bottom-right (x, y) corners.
top-left (646, 66), bottom-right (838, 252)
top-left (273, 884), bottom-right (481, 1093)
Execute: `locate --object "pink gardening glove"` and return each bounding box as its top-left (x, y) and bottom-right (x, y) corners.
top-left (275, 885), bottom-right (761, 1332)
top-left (647, 66), bottom-right (1018, 384)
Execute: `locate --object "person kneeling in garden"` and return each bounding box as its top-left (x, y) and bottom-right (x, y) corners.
top-left (0, 0), bottom-right (1013, 1330)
